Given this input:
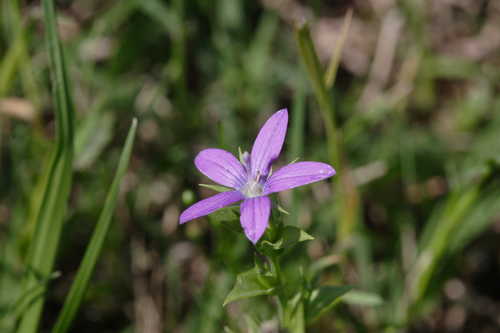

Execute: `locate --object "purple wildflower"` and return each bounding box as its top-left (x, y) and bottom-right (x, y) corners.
top-left (179, 108), bottom-right (336, 244)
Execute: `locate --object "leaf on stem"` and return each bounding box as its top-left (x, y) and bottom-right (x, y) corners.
top-left (223, 268), bottom-right (275, 306)
top-left (208, 206), bottom-right (241, 233)
top-left (259, 226), bottom-right (314, 255)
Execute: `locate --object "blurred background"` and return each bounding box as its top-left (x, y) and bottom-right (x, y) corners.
top-left (1, 0), bottom-right (500, 332)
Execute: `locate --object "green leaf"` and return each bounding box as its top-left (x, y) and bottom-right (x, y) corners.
top-left (199, 184), bottom-right (232, 192)
top-left (411, 187), bottom-right (479, 305)
top-left (244, 315), bottom-right (261, 333)
top-left (294, 23), bottom-right (339, 166)
top-left (135, 0), bottom-right (181, 37)
top-left (324, 9), bottom-right (352, 88)
top-left (51, 119), bottom-right (137, 333)
top-left (342, 290), bottom-right (383, 307)
top-left (0, 26), bottom-right (24, 96)
top-left (1, 271), bottom-right (60, 322)
top-left (284, 292), bottom-right (305, 333)
top-left (277, 204), bottom-right (290, 215)
top-left (17, 0), bottom-right (75, 331)
top-left (306, 285), bottom-right (352, 324)
top-left (223, 268), bottom-right (275, 306)
top-left (282, 226), bottom-right (314, 247)
top-left (308, 256), bottom-right (339, 281)
top-left (74, 110), bottom-right (115, 170)
top-left (259, 226), bottom-right (314, 255)
top-left (208, 206), bottom-right (240, 233)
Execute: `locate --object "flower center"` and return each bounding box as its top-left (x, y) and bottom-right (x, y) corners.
top-left (241, 178), bottom-right (264, 198)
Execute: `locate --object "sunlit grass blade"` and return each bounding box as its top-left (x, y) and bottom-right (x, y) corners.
top-left (287, 84), bottom-right (305, 225)
top-left (406, 186), bottom-right (480, 319)
top-left (294, 23), bottom-right (337, 164)
top-left (294, 22), bottom-right (361, 249)
top-left (52, 119), bottom-right (137, 333)
top-left (0, 0), bottom-right (41, 105)
top-left (324, 8), bottom-right (353, 89)
top-left (17, 0), bottom-right (75, 332)
top-left (0, 29), bottom-right (24, 97)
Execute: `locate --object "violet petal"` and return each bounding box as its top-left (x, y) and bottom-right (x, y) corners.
top-left (195, 148), bottom-right (247, 189)
top-left (264, 161), bottom-right (335, 194)
top-left (250, 109), bottom-right (288, 178)
top-left (179, 190), bottom-right (244, 224)
top-left (240, 196), bottom-right (271, 244)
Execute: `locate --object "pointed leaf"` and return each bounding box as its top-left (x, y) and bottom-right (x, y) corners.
top-left (282, 226), bottom-right (314, 248)
top-left (17, 0), bottom-right (75, 331)
top-left (208, 206), bottom-right (240, 233)
top-left (74, 111), bottom-right (115, 170)
top-left (223, 268), bottom-right (275, 306)
top-left (306, 285), bottom-right (352, 324)
top-left (284, 292), bottom-right (305, 333)
top-left (277, 204), bottom-right (290, 215)
top-left (199, 183), bottom-right (232, 193)
top-left (259, 226), bottom-right (314, 255)
top-left (342, 290), bottom-right (383, 306)
top-left (52, 119), bottom-right (137, 333)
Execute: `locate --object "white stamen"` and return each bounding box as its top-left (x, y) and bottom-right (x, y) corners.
top-left (241, 179), bottom-right (264, 198)
top-left (240, 151), bottom-right (250, 170)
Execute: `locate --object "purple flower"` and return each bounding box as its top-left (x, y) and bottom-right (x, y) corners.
top-left (179, 108), bottom-right (336, 244)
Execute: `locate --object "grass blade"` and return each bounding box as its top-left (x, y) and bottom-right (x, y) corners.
top-left (52, 119), bottom-right (137, 333)
top-left (17, 0), bottom-right (75, 331)
top-left (406, 186), bottom-right (480, 320)
top-left (324, 8), bottom-right (353, 88)
top-left (294, 22), bottom-right (361, 248)
top-left (294, 23), bottom-right (337, 163)
top-left (287, 84), bottom-right (306, 226)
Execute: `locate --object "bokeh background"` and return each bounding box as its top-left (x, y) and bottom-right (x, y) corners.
top-left (1, 0), bottom-right (500, 332)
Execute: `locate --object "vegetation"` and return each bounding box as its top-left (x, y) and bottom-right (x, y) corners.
top-left (1, 0), bottom-right (499, 331)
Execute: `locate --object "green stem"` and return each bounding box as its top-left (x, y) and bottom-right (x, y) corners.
top-left (268, 255), bottom-right (286, 328)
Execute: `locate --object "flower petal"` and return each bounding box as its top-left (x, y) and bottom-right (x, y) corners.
top-left (250, 109), bottom-right (288, 178)
top-left (195, 148), bottom-right (247, 189)
top-left (264, 162), bottom-right (336, 194)
top-left (240, 196), bottom-right (271, 244)
top-left (179, 190), bottom-right (244, 224)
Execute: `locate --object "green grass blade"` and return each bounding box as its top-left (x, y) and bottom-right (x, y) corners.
top-left (294, 23), bottom-right (337, 163)
top-left (17, 0), bottom-right (75, 332)
top-left (52, 119), bottom-right (137, 333)
top-left (0, 29), bottom-right (24, 96)
top-left (287, 84), bottom-right (306, 225)
top-left (294, 22), bottom-right (361, 248)
top-left (407, 186), bottom-right (479, 315)
top-left (324, 8), bottom-right (352, 89)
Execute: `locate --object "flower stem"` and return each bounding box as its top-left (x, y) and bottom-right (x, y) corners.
top-left (268, 254), bottom-right (287, 328)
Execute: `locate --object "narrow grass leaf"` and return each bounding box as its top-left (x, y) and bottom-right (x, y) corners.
top-left (342, 290), bottom-right (384, 306)
top-left (287, 85), bottom-right (305, 225)
top-left (294, 23), bottom-right (336, 154)
top-left (52, 119), bottom-right (137, 333)
top-left (306, 285), bottom-right (352, 324)
top-left (409, 186), bottom-right (479, 309)
top-left (295, 22), bottom-right (363, 249)
top-left (0, 29), bottom-right (24, 96)
top-left (17, 0), bottom-right (75, 331)
top-left (324, 8), bottom-right (353, 88)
